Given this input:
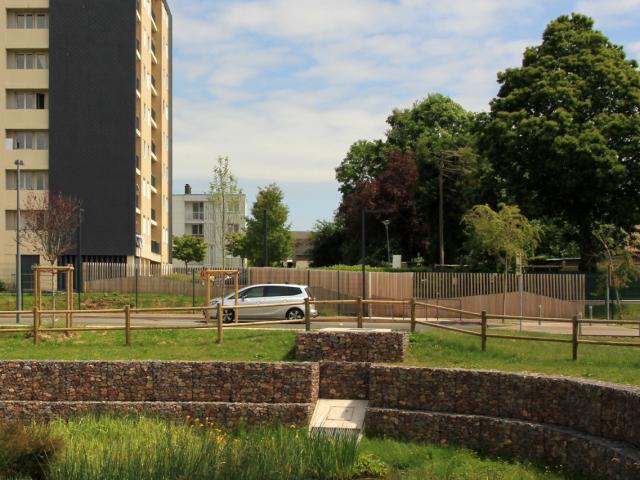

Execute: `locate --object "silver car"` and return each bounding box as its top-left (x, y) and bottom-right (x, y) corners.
top-left (208, 284), bottom-right (318, 323)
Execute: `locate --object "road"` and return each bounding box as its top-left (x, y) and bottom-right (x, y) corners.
top-left (1, 313), bottom-right (637, 337)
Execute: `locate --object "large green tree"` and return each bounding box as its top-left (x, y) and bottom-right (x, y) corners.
top-left (481, 13), bottom-right (640, 270)
top-left (228, 184), bottom-right (293, 266)
top-left (309, 220), bottom-right (346, 267)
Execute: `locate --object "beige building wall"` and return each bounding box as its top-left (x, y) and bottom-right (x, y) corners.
top-left (0, 0), bottom-right (50, 285)
top-left (0, 0), bottom-right (172, 285)
top-left (134, 0), bottom-right (171, 266)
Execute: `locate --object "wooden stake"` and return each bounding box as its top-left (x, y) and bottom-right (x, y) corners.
top-left (572, 315), bottom-right (578, 361)
top-left (357, 297), bottom-right (363, 328)
top-left (410, 298), bottom-right (416, 333)
top-left (305, 297), bottom-right (311, 331)
top-left (125, 305), bottom-right (131, 346)
top-left (33, 306), bottom-right (39, 345)
top-left (217, 303), bottom-right (223, 344)
top-left (481, 310), bottom-right (487, 352)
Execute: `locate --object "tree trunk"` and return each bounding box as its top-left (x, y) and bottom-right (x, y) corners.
top-left (578, 224), bottom-right (600, 272)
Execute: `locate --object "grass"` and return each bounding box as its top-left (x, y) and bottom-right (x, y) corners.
top-left (0, 292), bottom-right (206, 311)
top-left (0, 328), bottom-right (637, 385)
top-left (360, 436), bottom-right (571, 480)
top-left (0, 416), bottom-right (571, 480)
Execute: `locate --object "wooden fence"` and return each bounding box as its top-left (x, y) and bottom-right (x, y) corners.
top-left (0, 298), bottom-right (637, 361)
top-left (82, 264), bottom-right (584, 319)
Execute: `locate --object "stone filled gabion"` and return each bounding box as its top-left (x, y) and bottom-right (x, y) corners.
top-left (295, 331), bottom-right (409, 362)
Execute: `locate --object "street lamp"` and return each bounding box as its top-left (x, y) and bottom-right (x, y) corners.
top-left (15, 159), bottom-right (24, 324)
top-left (361, 209), bottom-right (390, 314)
top-left (382, 220), bottom-right (391, 265)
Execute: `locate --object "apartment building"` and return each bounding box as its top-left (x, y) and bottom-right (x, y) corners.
top-left (0, 0), bottom-right (172, 284)
top-left (172, 185), bottom-right (247, 268)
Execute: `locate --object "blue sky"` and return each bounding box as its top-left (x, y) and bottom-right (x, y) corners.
top-left (171, 0), bottom-right (640, 230)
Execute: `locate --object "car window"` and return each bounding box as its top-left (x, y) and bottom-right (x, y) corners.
top-left (264, 285), bottom-right (294, 297)
top-left (286, 286), bottom-right (302, 296)
top-left (243, 286), bottom-right (265, 298)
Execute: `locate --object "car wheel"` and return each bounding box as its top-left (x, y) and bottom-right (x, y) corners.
top-left (223, 309), bottom-right (235, 324)
top-left (285, 308), bottom-right (304, 321)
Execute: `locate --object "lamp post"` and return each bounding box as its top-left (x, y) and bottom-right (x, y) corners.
top-left (15, 159), bottom-right (24, 324)
top-left (382, 219), bottom-right (391, 264)
top-left (361, 209), bottom-right (390, 315)
top-left (263, 208), bottom-right (268, 267)
top-left (76, 208), bottom-right (84, 310)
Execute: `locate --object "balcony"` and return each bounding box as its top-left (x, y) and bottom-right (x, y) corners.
top-left (150, 208), bottom-right (158, 224)
top-left (150, 142), bottom-right (158, 161)
top-left (4, 109), bottom-right (48, 130)
top-left (136, 77), bottom-right (141, 97)
top-left (4, 69), bottom-right (48, 90)
top-left (136, 0), bottom-right (141, 20)
top-left (135, 117), bottom-right (141, 136)
top-left (186, 212), bottom-right (204, 222)
top-left (5, 29), bottom-right (49, 50)
top-left (150, 175), bottom-right (158, 194)
top-left (151, 10), bottom-right (158, 32)
top-left (150, 75), bottom-right (157, 96)
top-left (150, 109), bottom-right (157, 129)
top-left (150, 41), bottom-right (158, 64)
top-left (135, 155), bottom-right (141, 173)
top-left (136, 38), bottom-right (141, 59)
top-left (151, 240), bottom-right (160, 255)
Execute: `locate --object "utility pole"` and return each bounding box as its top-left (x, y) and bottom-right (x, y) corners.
top-left (76, 208), bottom-right (84, 310)
top-left (15, 159), bottom-right (24, 324)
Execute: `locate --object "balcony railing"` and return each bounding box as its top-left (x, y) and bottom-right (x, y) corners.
top-left (151, 240), bottom-right (160, 254)
top-left (187, 212), bottom-right (204, 221)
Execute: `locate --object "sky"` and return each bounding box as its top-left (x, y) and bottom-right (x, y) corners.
top-left (171, 0), bottom-right (640, 230)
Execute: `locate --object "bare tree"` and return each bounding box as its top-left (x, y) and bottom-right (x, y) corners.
top-left (21, 192), bottom-right (81, 319)
top-left (22, 192), bottom-right (81, 265)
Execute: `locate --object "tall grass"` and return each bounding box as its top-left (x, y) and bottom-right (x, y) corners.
top-left (46, 416), bottom-right (359, 480)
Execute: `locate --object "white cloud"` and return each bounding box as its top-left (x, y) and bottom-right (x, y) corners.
top-left (575, 0), bottom-right (640, 26)
top-left (169, 0), bottom-right (553, 200)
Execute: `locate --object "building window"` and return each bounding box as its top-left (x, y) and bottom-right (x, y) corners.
top-left (11, 12), bottom-right (48, 29)
top-left (12, 52), bottom-right (48, 70)
top-left (10, 131), bottom-right (49, 150)
top-left (191, 202), bottom-right (204, 220)
top-left (10, 92), bottom-right (46, 110)
top-left (191, 224), bottom-right (203, 237)
top-left (6, 170), bottom-right (48, 190)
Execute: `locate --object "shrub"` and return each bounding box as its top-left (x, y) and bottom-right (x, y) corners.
top-left (351, 453), bottom-right (389, 478)
top-left (0, 422), bottom-right (63, 480)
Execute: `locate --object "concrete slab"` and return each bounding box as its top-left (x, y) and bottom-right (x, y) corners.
top-left (320, 327), bottom-right (392, 333)
top-left (310, 399), bottom-right (368, 436)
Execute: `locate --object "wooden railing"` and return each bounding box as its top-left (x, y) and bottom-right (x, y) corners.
top-left (0, 298), bottom-right (636, 360)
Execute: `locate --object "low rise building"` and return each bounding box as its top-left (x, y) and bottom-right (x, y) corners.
top-left (172, 184), bottom-right (246, 267)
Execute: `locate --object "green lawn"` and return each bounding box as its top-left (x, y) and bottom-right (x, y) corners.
top-left (0, 328), bottom-right (638, 385)
top-left (0, 292), bottom-right (206, 311)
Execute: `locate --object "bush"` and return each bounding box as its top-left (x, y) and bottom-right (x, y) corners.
top-left (351, 453), bottom-right (389, 478)
top-left (0, 422), bottom-right (63, 480)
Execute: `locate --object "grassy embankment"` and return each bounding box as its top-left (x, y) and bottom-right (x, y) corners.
top-left (0, 328), bottom-right (636, 385)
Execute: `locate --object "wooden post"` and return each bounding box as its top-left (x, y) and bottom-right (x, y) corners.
top-left (205, 271), bottom-right (211, 313)
top-left (357, 296), bottom-right (363, 328)
top-left (34, 266), bottom-right (41, 311)
top-left (67, 266), bottom-right (74, 331)
top-left (410, 298), bottom-right (416, 333)
top-left (304, 297), bottom-right (311, 331)
top-left (217, 303), bottom-right (223, 344)
top-left (234, 271), bottom-right (239, 324)
top-left (32, 306), bottom-right (39, 345)
top-left (124, 305), bottom-right (131, 346)
top-left (481, 310), bottom-right (487, 352)
top-left (572, 314), bottom-right (578, 361)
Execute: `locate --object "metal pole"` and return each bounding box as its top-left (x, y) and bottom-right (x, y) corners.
top-left (606, 265), bottom-right (611, 322)
top-left (192, 270), bottom-right (195, 307)
top-left (263, 208), bottom-right (268, 267)
top-left (15, 159), bottom-right (24, 324)
top-left (438, 162), bottom-right (444, 266)
top-left (76, 208), bottom-right (83, 310)
top-left (382, 220), bottom-right (391, 264)
top-left (361, 209), bottom-right (366, 314)
top-left (135, 251), bottom-right (139, 308)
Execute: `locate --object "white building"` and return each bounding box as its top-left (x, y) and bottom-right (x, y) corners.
top-left (172, 184), bottom-right (246, 267)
